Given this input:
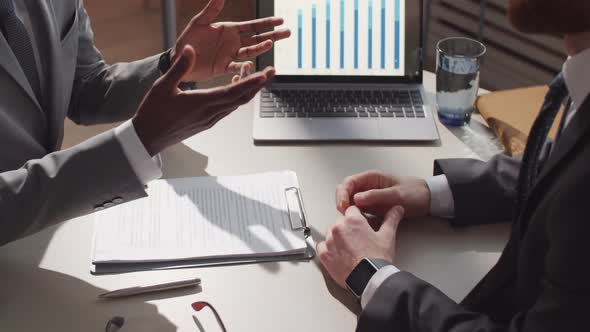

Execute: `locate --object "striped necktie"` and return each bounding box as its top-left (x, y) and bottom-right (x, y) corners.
top-left (515, 72), bottom-right (569, 220)
top-left (0, 0), bottom-right (41, 101)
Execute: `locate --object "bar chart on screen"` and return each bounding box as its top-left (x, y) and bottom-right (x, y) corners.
top-left (274, 0), bottom-right (405, 76)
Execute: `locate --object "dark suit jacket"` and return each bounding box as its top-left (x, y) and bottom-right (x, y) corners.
top-left (358, 96), bottom-right (590, 331)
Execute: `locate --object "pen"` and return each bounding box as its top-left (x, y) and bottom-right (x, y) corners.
top-left (99, 277), bottom-right (201, 299)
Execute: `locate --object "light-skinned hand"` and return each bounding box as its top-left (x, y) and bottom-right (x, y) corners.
top-left (172, 0), bottom-right (291, 82)
top-left (318, 206), bottom-right (405, 289)
top-left (133, 45), bottom-right (275, 156)
top-left (336, 170), bottom-right (431, 219)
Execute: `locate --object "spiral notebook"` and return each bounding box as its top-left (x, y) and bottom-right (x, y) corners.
top-left (91, 171), bottom-right (314, 274)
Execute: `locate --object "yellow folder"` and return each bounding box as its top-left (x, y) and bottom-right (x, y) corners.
top-left (476, 86), bottom-right (565, 156)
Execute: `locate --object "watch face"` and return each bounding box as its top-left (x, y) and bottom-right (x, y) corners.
top-left (346, 259), bottom-right (378, 298)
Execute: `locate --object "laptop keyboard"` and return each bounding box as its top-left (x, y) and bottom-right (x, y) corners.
top-left (260, 88), bottom-right (425, 119)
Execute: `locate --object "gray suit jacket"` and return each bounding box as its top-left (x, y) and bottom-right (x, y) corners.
top-left (358, 97), bottom-right (590, 331)
top-left (0, 0), bottom-right (161, 246)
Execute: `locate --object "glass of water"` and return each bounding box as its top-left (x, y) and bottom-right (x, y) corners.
top-left (436, 37), bottom-right (486, 126)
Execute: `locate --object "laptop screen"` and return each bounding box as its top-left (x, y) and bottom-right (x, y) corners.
top-left (257, 0), bottom-right (423, 84)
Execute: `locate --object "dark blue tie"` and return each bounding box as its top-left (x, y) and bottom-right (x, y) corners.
top-left (515, 73), bottom-right (569, 219)
top-left (0, 0), bottom-right (41, 101)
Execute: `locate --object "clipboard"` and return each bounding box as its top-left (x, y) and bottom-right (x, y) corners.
top-left (91, 172), bottom-right (315, 275)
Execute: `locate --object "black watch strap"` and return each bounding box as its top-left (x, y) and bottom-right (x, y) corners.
top-left (158, 49), bottom-right (197, 91)
top-left (346, 258), bottom-right (391, 300)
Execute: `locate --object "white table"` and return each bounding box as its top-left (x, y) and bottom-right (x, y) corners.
top-left (0, 72), bottom-right (509, 332)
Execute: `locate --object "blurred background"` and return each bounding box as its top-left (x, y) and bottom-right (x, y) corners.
top-left (86, 0), bottom-right (566, 91)
top-left (86, 0), bottom-right (254, 83)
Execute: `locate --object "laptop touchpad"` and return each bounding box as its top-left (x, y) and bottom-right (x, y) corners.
top-left (310, 119), bottom-right (380, 140)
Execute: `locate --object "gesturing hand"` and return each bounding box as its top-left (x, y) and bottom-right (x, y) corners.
top-left (173, 0), bottom-right (291, 82)
top-left (318, 206), bottom-right (405, 289)
top-left (336, 171), bottom-right (431, 219)
top-left (133, 45), bottom-right (275, 156)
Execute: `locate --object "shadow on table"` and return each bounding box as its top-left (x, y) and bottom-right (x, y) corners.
top-left (160, 143), bottom-right (309, 274)
top-left (445, 116), bottom-right (505, 161)
top-left (309, 227), bottom-right (362, 316)
top-left (0, 227), bottom-right (178, 332)
top-left (308, 215), bottom-right (510, 316)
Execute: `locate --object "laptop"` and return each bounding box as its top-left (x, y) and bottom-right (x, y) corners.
top-left (254, 0), bottom-right (439, 142)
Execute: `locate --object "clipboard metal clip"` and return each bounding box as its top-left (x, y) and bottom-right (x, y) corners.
top-left (284, 187), bottom-right (311, 238)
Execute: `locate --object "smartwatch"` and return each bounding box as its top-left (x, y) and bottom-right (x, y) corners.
top-left (346, 258), bottom-right (391, 300)
top-left (158, 49), bottom-right (197, 91)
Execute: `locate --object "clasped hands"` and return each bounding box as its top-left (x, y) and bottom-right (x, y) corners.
top-left (318, 171), bottom-right (432, 289)
top-left (133, 0), bottom-right (291, 156)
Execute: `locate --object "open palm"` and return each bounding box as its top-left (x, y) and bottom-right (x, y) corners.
top-left (174, 0), bottom-right (290, 82)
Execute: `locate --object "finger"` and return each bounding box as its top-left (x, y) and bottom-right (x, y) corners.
top-left (194, 0), bottom-right (225, 25)
top-left (354, 187), bottom-right (401, 209)
top-left (344, 206), bottom-right (365, 220)
top-left (232, 75), bottom-right (241, 83)
top-left (317, 241), bottom-right (329, 264)
top-left (212, 68), bottom-right (273, 115)
top-left (263, 66), bottom-right (276, 81)
top-left (379, 206), bottom-right (405, 239)
top-left (211, 75), bottom-right (266, 107)
top-left (336, 171), bottom-right (393, 212)
top-left (181, 66), bottom-right (273, 111)
top-left (241, 62), bottom-right (253, 79)
top-left (335, 185), bottom-right (352, 214)
top-left (184, 72), bottom-right (266, 106)
top-left (187, 81), bottom-right (263, 121)
top-left (237, 17), bottom-right (284, 33)
top-left (241, 29), bottom-right (292, 46)
top-left (160, 45), bottom-right (196, 93)
top-left (237, 40), bottom-right (273, 59)
top-left (211, 79), bottom-right (263, 113)
top-left (226, 61), bottom-right (254, 74)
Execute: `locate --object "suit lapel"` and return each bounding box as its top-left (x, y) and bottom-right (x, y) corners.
top-left (519, 96), bottom-right (590, 235)
top-left (0, 29), bottom-right (43, 112)
top-left (536, 96), bottom-right (590, 186)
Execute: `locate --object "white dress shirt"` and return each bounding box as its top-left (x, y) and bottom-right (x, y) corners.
top-left (13, 4), bottom-right (162, 185)
top-left (361, 48), bottom-right (590, 309)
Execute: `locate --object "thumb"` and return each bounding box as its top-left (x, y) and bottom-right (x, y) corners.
top-left (379, 206), bottom-right (404, 239)
top-left (194, 0), bottom-right (225, 25)
top-left (161, 45), bottom-right (196, 92)
top-left (354, 188), bottom-right (399, 208)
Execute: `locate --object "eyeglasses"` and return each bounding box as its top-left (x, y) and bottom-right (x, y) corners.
top-left (192, 301), bottom-right (227, 332)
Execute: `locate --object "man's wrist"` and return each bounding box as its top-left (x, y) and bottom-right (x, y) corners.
top-left (159, 48), bottom-right (197, 90)
top-left (114, 121), bottom-right (163, 185)
top-left (346, 258), bottom-right (392, 300)
top-left (360, 265), bottom-right (401, 309)
top-left (132, 116), bottom-right (160, 157)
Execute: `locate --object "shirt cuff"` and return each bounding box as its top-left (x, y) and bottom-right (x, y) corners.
top-left (114, 120), bottom-right (163, 185)
top-left (425, 175), bottom-right (456, 219)
top-left (361, 265), bottom-right (401, 309)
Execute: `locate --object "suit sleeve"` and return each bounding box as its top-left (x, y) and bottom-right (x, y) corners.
top-left (0, 131), bottom-right (147, 246)
top-left (67, 0), bottom-right (162, 125)
top-left (357, 184), bottom-right (590, 332)
top-left (357, 267), bottom-right (589, 332)
top-left (434, 153), bottom-right (521, 226)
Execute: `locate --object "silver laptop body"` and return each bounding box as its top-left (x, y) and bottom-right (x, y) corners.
top-left (254, 0), bottom-right (438, 142)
